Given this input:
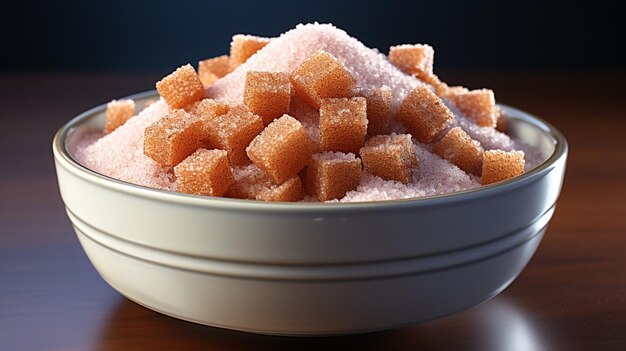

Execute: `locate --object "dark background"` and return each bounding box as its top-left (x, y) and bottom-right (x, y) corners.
top-left (2, 0), bottom-right (624, 73)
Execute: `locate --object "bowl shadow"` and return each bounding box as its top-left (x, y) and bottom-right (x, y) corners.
top-left (97, 294), bottom-right (545, 350)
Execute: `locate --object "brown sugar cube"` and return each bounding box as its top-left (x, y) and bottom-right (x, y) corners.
top-left (187, 99), bottom-right (229, 148)
top-left (481, 150), bottom-right (525, 185)
top-left (359, 134), bottom-right (418, 184)
top-left (433, 127), bottom-right (484, 175)
top-left (205, 108), bottom-right (264, 166)
top-left (226, 165), bottom-right (302, 202)
top-left (105, 99), bottom-right (135, 133)
top-left (199, 55), bottom-right (231, 78)
top-left (198, 55), bottom-right (231, 87)
top-left (257, 176), bottom-right (303, 202)
top-left (442, 85), bottom-right (468, 96)
top-left (290, 50), bottom-right (356, 108)
top-left (422, 74), bottom-right (450, 96)
top-left (319, 97), bottom-right (368, 153)
top-left (226, 165), bottom-right (272, 199)
top-left (229, 34), bottom-right (271, 69)
top-left (365, 87), bottom-right (392, 136)
top-left (174, 149), bottom-right (234, 197)
top-left (188, 98), bottom-right (229, 121)
top-left (495, 107), bottom-right (506, 132)
top-left (396, 85), bottom-right (454, 143)
top-left (389, 44), bottom-right (435, 80)
top-left (144, 109), bottom-right (203, 168)
top-left (246, 114), bottom-right (315, 183)
top-left (156, 64), bottom-right (205, 109)
top-left (244, 71), bottom-right (292, 125)
top-left (445, 88), bottom-right (497, 128)
top-left (198, 70), bottom-right (218, 88)
top-left (305, 152), bottom-right (362, 201)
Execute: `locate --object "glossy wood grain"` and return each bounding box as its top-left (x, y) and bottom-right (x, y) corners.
top-left (0, 72), bottom-right (624, 351)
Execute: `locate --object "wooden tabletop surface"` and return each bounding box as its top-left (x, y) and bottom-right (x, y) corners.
top-left (1, 71), bottom-right (624, 350)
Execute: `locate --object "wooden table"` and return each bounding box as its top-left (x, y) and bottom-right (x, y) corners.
top-left (1, 72), bottom-right (625, 350)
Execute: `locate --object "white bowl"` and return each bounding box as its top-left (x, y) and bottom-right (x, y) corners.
top-left (53, 91), bottom-right (567, 335)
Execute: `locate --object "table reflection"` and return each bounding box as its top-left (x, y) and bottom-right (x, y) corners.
top-left (98, 294), bottom-right (546, 350)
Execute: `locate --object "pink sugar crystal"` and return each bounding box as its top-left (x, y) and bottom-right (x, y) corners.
top-left (75, 23), bottom-right (546, 202)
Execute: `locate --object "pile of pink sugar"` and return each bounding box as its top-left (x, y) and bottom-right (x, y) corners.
top-left (73, 23), bottom-right (545, 203)
top-left (73, 100), bottom-right (175, 191)
top-left (208, 23), bottom-right (543, 166)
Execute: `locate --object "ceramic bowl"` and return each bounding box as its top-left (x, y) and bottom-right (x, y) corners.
top-left (53, 91), bottom-right (567, 335)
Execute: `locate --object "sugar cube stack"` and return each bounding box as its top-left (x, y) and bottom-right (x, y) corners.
top-left (74, 23), bottom-right (545, 203)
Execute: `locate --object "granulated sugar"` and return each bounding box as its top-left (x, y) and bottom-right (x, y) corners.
top-left (73, 100), bottom-right (175, 191)
top-left (207, 23), bottom-right (422, 107)
top-left (209, 23), bottom-right (543, 166)
top-left (340, 141), bottom-right (478, 202)
top-left (448, 104), bottom-right (544, 170)
top-left (73, 23), bottom-right (547, 202)
top-left (289, 96), bottom-right (321, 147)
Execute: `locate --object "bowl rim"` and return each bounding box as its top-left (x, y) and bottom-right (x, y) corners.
top-left (53, 90), bottom-right (568, 212)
